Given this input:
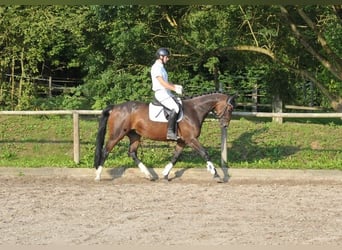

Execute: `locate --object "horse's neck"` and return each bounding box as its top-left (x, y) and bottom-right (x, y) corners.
top-left (189, 96), bottom-right (219, 121)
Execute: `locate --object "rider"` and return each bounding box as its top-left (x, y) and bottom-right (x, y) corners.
top-left (151, 48), bottom-right (183, 140)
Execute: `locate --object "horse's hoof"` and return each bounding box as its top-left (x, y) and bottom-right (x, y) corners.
top-left (213, 174), bottom-right (223, 183)
top-left (147, 175), bottom-right (156, 181)
top-left (163, 175), bottom-right (170, 182)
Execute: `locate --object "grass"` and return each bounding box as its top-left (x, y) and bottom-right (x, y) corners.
top-left (0, 115), bottom-right (341, 170)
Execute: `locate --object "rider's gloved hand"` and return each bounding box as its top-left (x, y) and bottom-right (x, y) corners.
top-left (174, 85), bottom-right (183, 95)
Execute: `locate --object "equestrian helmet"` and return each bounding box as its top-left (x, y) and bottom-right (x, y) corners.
top-left (156, 48), bottom-right (170, 58)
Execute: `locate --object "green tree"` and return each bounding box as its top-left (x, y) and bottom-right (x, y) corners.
top-left (0, 6), bottom-right (89, 110)
top-left (1, 5), bottom-right (341, 112)
top-left (157, 5), bottom-right (341, 110)
top-left (80, 6), bottom-right (178, 108)
top-left (279, 5), bottom-right (342, 111)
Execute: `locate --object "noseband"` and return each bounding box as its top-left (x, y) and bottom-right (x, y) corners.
top-left (216, 103), bottom-right (233, 119)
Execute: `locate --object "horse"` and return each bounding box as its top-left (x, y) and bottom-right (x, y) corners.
top-left (94, 92), bottom-right (236, 182)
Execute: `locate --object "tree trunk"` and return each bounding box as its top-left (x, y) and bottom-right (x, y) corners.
top-left (297, 7), bottom-right (342, 69)
top-left (10, 55), bottom-right (15, 110)
top-left (272, 94), bottom-right (283, 124)
top-left (214, 66), bottom-right (219, 91)
top-left (280, 6), bottom-right (342, 81)
top-left (19, 48), bottom-right (25, 99)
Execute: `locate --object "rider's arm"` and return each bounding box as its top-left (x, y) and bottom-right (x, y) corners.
top-left (156, 76), bottom-right (177, 91)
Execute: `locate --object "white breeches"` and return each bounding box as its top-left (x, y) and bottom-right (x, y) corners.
top-left (154, 90), bottom-right (180, 113)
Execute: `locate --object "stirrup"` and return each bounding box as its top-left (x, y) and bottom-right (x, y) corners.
top-left (167, 131), bottom-right (178, 140)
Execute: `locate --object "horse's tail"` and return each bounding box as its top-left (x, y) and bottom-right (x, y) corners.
top-left (94, 105), bottom-right (114, 168)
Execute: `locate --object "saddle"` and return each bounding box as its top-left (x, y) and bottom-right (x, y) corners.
top-left (148, 97), bottom-right (183, 123)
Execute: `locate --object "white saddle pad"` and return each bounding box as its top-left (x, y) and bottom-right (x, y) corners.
top-left (148, 103), bottom-right (183, 123)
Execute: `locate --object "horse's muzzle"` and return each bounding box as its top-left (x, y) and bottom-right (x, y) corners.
top-left (220, 120), bottom-right (230, 128)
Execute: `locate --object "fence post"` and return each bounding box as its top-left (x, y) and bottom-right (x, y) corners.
top-left (221, 127), bottom-right (228, 168)
top-left (48, 76), bottom-right (52, 98)
top-left (73, 112), bottom-right (80, 164)
top-left (252, 84), bottom-right (258, 112)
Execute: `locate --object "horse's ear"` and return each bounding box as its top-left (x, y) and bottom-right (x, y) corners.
top-left (227, 93), bottom-right (237, 107)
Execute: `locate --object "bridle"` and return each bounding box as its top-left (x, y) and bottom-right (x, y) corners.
top-left (216, 97), bottom-right (235, 127)
top-left (216, 103), bottom-right (233, 119)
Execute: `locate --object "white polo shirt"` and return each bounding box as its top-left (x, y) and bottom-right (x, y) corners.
top-left (151, 60), bottom-right (168, 91)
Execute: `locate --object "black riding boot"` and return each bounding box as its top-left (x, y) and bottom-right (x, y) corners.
top-left (167, 110), bottom-right (178, 140)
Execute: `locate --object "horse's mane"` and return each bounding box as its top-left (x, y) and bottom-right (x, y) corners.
top-left (182, 91), bottom-right (226, 100)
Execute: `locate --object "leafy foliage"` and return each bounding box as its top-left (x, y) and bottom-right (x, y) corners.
top-left (0, 5), bottom-right (341, 111)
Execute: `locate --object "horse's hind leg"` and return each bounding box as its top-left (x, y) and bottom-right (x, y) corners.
top-left (128, 132), bottom-right (154, 180)
top-left (95, 148), bottom-right (109, 181)
top-left (95, 135), bottom-right (124, 181)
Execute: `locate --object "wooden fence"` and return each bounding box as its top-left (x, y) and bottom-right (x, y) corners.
top-left (1, 110), bottom-right (342, 166)
top-left (4, 74), bottom-right (82, 97)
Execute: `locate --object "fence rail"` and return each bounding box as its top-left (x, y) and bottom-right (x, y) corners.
top-left (2, 110), bottom-right (341, 117)
top-left (233, 112), bottom-right (342, 118)
top-left (1, 110), bottom-right (341, 165)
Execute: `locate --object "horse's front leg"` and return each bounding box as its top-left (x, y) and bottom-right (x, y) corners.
top-left (162, 141), bottom-right (185, 180)
top-left (188, 138), bottom-right (222, 181)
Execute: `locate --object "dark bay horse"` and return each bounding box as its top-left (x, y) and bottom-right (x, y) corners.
top-left (94, 92), bottom-right (236, 181)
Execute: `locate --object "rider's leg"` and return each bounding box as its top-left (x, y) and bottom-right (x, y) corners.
top-left (154, 90), bottom-right (180, 141)
top-left (167, 109), bottom-right (178, 140)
